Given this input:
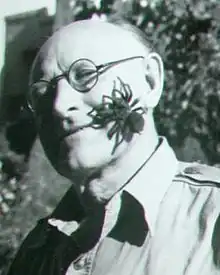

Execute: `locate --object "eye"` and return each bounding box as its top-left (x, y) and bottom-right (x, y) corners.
top-left (71, 60), bottom-right (96, 79)
top-left (29, 80), bottom-right (50, 97)
top-left (68, 59), bottom-right (98, 92)
top-left (28, 80), bottom-right (50, 111)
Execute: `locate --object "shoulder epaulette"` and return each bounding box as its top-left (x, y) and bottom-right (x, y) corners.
top-left (174, 162), bottom-right (220, 187)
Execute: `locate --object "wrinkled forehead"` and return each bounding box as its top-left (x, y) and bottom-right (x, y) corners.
top-left (31, 20), bottom-right (147, 82)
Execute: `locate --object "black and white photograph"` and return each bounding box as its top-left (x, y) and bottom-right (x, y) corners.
top-left (1, 0), bottom-right (220, 274)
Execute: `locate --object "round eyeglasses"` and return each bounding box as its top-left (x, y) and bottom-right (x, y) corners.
top-left (28, 55), bottom-right (144, 112)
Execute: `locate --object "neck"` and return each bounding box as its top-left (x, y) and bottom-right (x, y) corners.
top-left (81, 114), bottom-right (159, 213)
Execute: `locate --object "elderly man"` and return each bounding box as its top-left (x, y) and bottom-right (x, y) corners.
top-left (7, 18), bottom-right (220, 275)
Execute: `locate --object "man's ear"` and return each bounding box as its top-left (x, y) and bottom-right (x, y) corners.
top-left (144, 52), bottom-right (164, 108)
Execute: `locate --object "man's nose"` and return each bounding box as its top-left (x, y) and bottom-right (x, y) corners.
top-left (53, 79), bottom-right (82, 117)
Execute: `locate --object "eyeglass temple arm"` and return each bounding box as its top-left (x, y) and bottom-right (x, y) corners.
top-left (96, 55), bottom-right (144, 74)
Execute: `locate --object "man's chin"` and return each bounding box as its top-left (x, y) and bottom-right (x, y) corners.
top-left (54, 150), bottom-right (110, 181)
top-left (54, 161), bottom-right (86, 183)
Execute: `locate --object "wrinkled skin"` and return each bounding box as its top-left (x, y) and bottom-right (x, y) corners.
top-left (30, 20), bottom-right (163, 204)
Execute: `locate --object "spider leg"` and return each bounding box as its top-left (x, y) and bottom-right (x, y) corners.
top-left (119, 78), bottom-right (132, 101)
top-left (111, 117), bottom-right (130, 154)
top-left (120, 80), bottom-right (127, 100)
top-left (116, 77), bottom-right (134, 102)
top-left (113, 79), bottom-right (116, 90)
top-left (124, 84), bottom-right (133, 102)
top-left (132, 107), bottom-right (146, 114)
top-left (117, 77), bottom-right (123, 94)
top-left (112, 80), bottom-right (123, 101)
top-left (130, 98), bottom-right (140, 108)
top-left (87, 104), bottom-right (105, 117)
top-left (112, 128), bottom-right (123, 154)
top-left (103, 95), bottom-right (114, 103)
top-left (115, 77), bottom-right (126, 100)
top-left (87, 108), bottom-right (95, 116)
top-left (117, 120), bottom-right (126, 141)
top-left (107, 122), bottom-right (119, 139)
top-left (111, 130), bottom-right (119, 154)
top-left (113, 77), bottom-right (125, 99)
top-left (113, 88), bottom-right (123, 101)
top-left (116, 130), bottom-right (125, 148)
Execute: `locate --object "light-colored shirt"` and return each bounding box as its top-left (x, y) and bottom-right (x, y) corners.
top-left (57, 137), bottom-right (220, 275)
top-left (8, 137), bottom-right (220, 275)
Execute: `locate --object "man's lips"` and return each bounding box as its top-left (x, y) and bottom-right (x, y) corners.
top-left (59, 123), bottom-right (92, 141)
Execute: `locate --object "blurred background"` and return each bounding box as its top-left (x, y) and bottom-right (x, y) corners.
top-left (0, 0), bottom-right (220, 273)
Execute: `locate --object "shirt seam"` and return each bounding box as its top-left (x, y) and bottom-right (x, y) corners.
top-left (173, 177), bottom-right (220, 189)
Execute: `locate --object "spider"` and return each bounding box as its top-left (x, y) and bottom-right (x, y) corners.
top-left (88, 77), bottom-right (146, 154)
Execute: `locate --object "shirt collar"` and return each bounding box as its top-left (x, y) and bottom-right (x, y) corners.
top-left (123, 137), bottom-right (178, 236)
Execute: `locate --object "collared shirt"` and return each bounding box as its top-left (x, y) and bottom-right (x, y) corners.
top-left (124, 137), bottom-right (178, 234)
top-left (7, 137), bottom-right (220, 275)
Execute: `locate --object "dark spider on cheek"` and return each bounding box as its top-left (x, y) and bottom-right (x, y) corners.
top-left (87, 77), bottom-right (147, 154)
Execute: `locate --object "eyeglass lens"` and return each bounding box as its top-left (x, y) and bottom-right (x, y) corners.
top-left (68, 59), bottom-right (98, 92)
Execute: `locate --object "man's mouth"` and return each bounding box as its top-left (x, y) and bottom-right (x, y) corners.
top-left (59, 123), bottom-right (92, 141)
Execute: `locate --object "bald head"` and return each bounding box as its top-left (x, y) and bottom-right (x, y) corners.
top-left (45, 19), bottom-right (149, 57)
top-left (31, 20), bottom-right (150, 84)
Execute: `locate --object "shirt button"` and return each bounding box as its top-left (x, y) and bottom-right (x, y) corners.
top-left (73, 256), bottom-right (86, 270)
